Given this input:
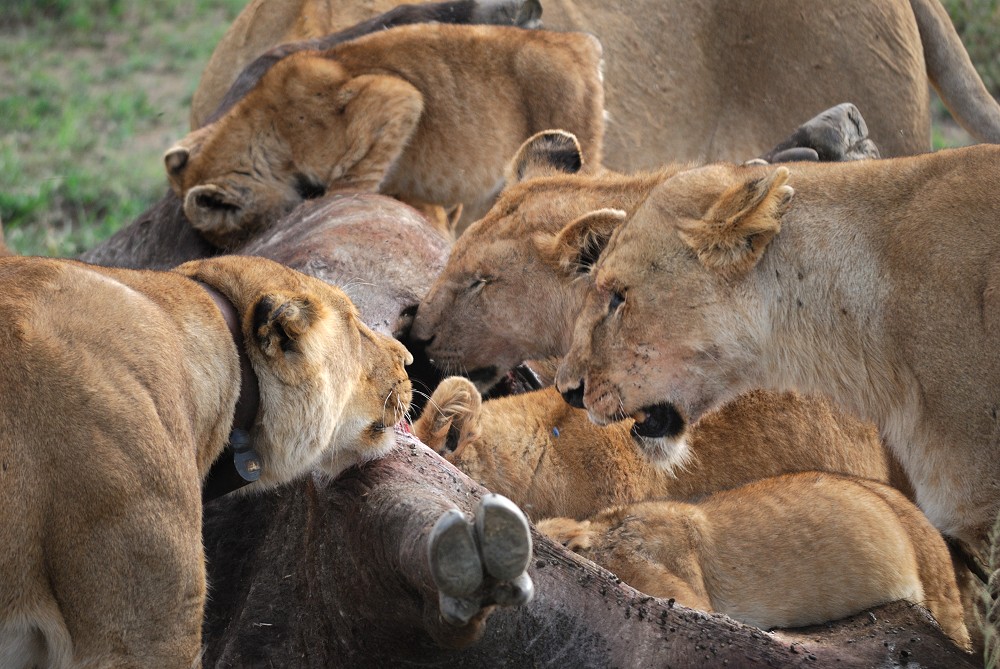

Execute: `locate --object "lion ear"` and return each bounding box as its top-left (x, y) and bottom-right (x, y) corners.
top-left (252, 293), bottom-right (320, 358)
top-left (677, 167), bottom-right (794, 277)
top-left (163, 126), bottom-right (212, 191)
top-left (537, 208), bottom-right (627, 275)
top-left (506, 130), bottom-right (584, 184)
top-left (413, 377), bottom-right (482, 456)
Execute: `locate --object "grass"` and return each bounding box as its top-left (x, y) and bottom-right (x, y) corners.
top-left (0, 1), bottom-right (996, 256)
top-left (0, 0), bottom-right (246, 256)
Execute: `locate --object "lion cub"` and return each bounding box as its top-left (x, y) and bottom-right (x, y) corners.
top-left (414, 377), bottom-right (903, 521)
top-left (538, 472), bottom-right (970, 649)
top-left (165, 24), bottom-right (605, 245)
top-left (0, 255), bottom-right (411, 669)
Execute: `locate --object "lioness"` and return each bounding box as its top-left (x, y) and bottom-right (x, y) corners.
top-left (0, 255), bottom-right (411, 668)
top-left (191, 0), bottom-right (1000, 166)
top-left (537, 472), bottom-right (971, 649)
top-left (554, 145), bottom-right (1000, 552)
top-left (414, 377), bottom-right (899, 520)
top-left (164, 24), bottom-right (604, 246)
top-left (411, 132), bottom-right (902, 480)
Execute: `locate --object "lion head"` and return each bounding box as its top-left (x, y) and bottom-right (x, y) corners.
top-left (555, 163), bottom-right (794, 456)
top-left (412, 131), bottom-right (677, 391)
top-left (166, 25), bottom-right (606, 246)
top-left (177, 255), bottom-right (414, 484)
top-left (166, 51), bottom-right (424, 247)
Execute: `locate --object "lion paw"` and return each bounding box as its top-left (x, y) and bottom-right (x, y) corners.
top-left (428, 493), bottom-right (534, 626)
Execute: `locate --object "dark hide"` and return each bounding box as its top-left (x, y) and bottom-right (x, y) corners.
top-left (201, 433), bottom-right (977, 668)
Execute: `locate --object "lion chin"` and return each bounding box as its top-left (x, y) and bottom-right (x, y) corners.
top-left (628, 402), bottom-right (691, 473)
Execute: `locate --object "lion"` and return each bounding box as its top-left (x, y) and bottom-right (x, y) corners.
top-left (413, 376), bottom-right (902, 521)
top-left (410, 131), bottom-right (905, 485)
top-left (0, 254), bottom-right (412, 668)
top-left (164, 24), bottom-right (604, 246)
top-left (552, 144), bottom-right (1000, 555)
top-left (537, 472), bottom-right (971, 649)
top-left (190, 0), bottom-right (1000, 168)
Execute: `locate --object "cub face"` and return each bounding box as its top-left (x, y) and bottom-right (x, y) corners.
top-left (178, 256), bottom-right (413, 484)
top-left (556, 164), bottom-right (793, 448)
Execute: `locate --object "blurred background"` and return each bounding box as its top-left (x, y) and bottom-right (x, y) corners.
top-left (0, 0), bottom-right (997, 256)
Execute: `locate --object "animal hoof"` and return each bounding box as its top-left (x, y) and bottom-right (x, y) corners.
top-left (476, 493), bottom-right (533, 581)
top-left (429, 508), bottom-right (483, 598)
top-left (438, 593), bottom-right (484, 626)
top-left (492, 572), bottom-right (535, 607)
top-left (428, 495), bottom-right (535, 626)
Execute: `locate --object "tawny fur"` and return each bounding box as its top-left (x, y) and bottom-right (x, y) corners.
top-left (537, 472), bottom-right (970, 649)
top-left (0, 255), bottom-right (411, 668)
top-left (555, 144), bottom-right (1000, 555)
top-left (411, 132), bottom-right (907, 495)
top-left (414, 377), bottom-right (902, 521)
top-left (166, 24), bottom-right (605, 245)
top-left (191, 0), bottom-right (1000, 166)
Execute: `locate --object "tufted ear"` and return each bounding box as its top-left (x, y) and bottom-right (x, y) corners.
top-left (505, 130), bottom-right (584, 184)
top-left (163, 125), bottom-right (212, 192)
top-left (182, 184), bottom-right (248, 247)
top-left (413, 376), bottom-right (483, 456)
top-left (252, 293), bottom-right (320, 358)
top-left (677, 167), bottom-right (794, 277)
top-left (164, 146), bottom-right (189, 176)
top-left (537, 208), bottom-right (627, 275)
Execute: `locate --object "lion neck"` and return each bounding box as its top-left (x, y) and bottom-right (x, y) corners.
top-left (748, 209), bottom-right (917, 446)
top-left (196, 280), bottom-right (263, 500)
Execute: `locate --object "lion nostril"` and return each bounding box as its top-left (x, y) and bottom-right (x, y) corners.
top-left (560, 381), bottom-right (586, 409)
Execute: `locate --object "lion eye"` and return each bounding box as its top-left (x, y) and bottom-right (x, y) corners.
top-left (609, 290), bottom-right (625, 312)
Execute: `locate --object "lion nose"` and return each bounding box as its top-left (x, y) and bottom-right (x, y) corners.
top-left (560, 380), bottom-right (586, 409)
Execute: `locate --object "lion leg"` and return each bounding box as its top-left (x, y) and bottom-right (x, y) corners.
top-left (46, 501), bottom-right (206, 668)
top-left (428, 493), bottom-right (534, 626)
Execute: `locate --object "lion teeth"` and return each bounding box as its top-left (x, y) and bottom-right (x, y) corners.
top-left (631, 410), bottom-right (648, 424)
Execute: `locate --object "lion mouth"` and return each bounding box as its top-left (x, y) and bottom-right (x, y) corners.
top-left (630, 402), bottom-right (687, 441)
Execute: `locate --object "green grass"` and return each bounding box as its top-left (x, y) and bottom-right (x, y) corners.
top-left (0, 0), bottom-right (996, 256)
top-left (0, 0), bottom-right (246, 256)
top-left (942, 0), bottom-right (1000, 97)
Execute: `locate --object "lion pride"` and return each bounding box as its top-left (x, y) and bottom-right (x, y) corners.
top-left (191, 0), bottom-right (1000, 168)
top-left (554, 144), bottom-right (1000, 554)
top-left (165, 24), bottom-right (604, 246)
top-left (0, 255), bottom-right (411, 668)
